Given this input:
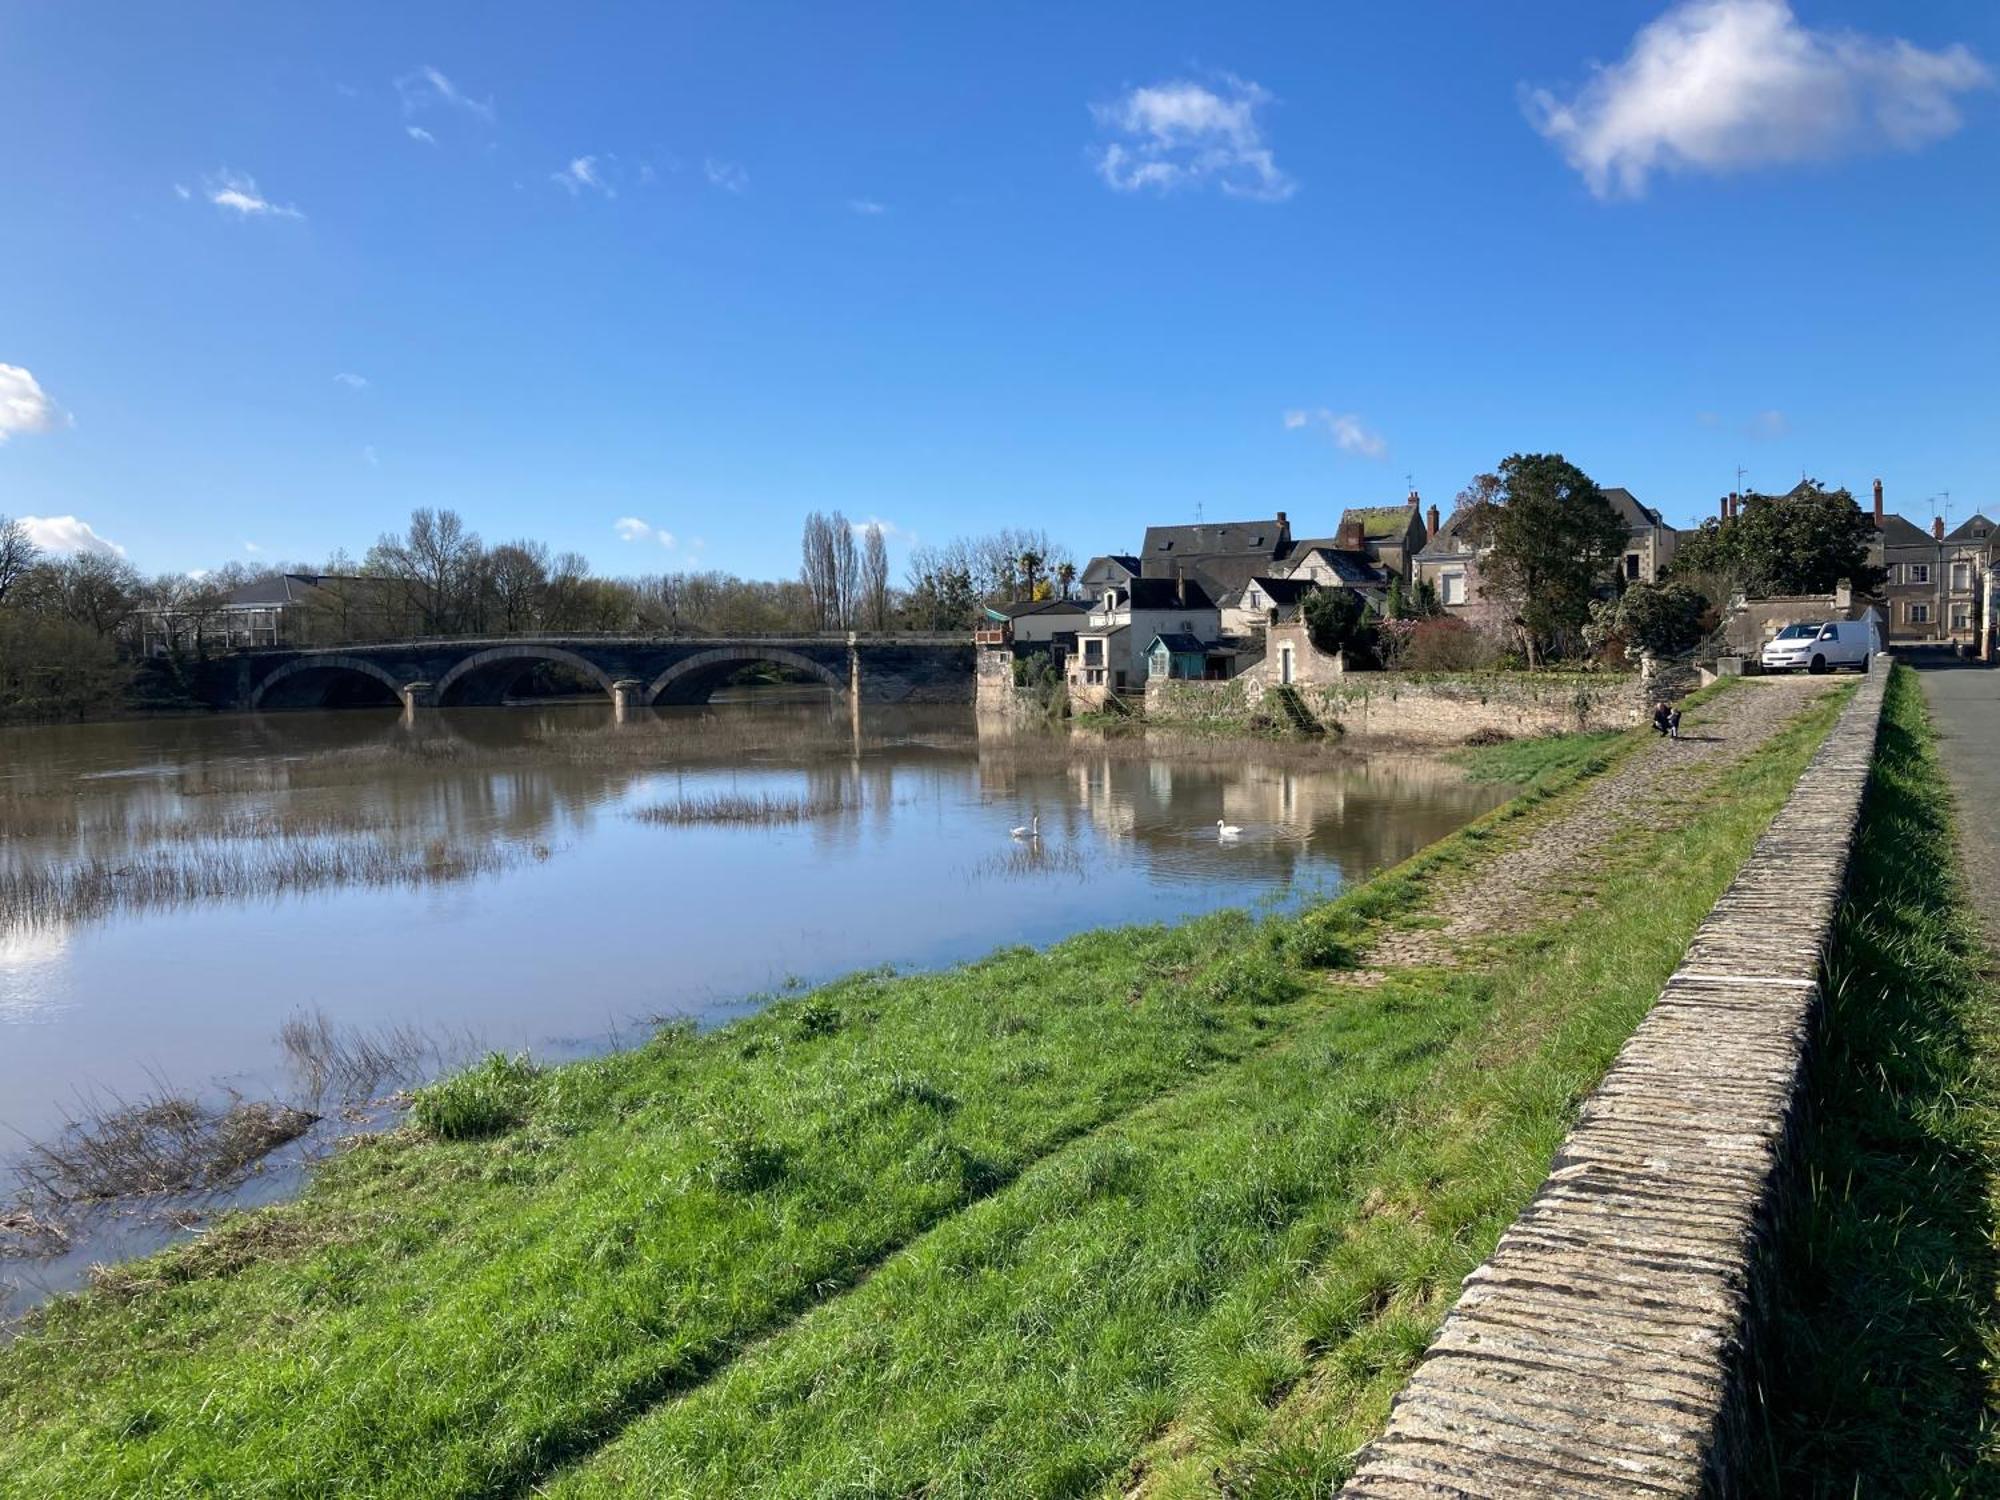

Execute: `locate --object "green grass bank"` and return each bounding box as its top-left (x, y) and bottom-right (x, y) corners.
top-left (0, 684), bottom-right (1845, 1498)
top-left (1749, 666), bottom-right (2000, 1495)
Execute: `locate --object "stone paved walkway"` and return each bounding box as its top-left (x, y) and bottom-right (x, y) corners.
top-left (1362, 675), bottom-right (1846, 973)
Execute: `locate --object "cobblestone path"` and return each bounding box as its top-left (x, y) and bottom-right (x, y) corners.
top-left (1361, 675), bottom-right (1847, 973)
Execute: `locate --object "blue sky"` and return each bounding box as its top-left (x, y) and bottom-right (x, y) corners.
top-left (2, 1), bottom-right (1995, 579)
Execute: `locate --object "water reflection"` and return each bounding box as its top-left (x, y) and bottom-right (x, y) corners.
top-left (0, 692), bottom-right (1508, 1312)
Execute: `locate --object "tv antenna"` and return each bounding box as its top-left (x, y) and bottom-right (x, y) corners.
top-left (1734, 465), bottom-right (1748, 495)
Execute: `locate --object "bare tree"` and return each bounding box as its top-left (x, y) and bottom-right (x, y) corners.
top-left (861, 523), bottom-right (890, 631)
top-left (0, 514), bottom-right (37, 605)
top-left (833, 515), bottom-right (859, 629)
top-left (801, 511), bottom-right (857, 631)
top-left (366, 508), bottom-right (484, 635)
top-left (486, 541), bottom-right (550, 634)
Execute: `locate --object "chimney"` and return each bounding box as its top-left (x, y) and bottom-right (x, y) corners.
top-left (1175, 569), bottom-right (1187, 607)
top-left (1337, 520), bottom-right (1365, 551)
top-left (1873, 478), bottom-right (1884, 526)
top-left (1426, 503), bottom-right (1440, 536)
top-left (1274, 510), bottom-right (1291, 549)
top-left (1718, 496), bottom-right (1729, 522)
top-left (1933, 515), bottom-right (1945, 541)
top-left (1407, 488), bottom-right (1420, 509)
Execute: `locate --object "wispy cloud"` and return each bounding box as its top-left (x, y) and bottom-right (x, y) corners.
top-left (1283, 408), bottom-right (1387, 459)
top-left (201, 170), bottom-right (303, 220)
top-left (614, 517), bottom-right (677, 548)
top-left (362, 445), bottom-right (379, 467)
top-left (244, 541), bottom-right (263, 554)
top-left (848, 516), bottom-right (908, 540)
top-left (704, 157), bottom-right (749, 193)
top-left (333, 372), bottom-right (368, 390)
top-left (1091, 73), bottom-right (1295, 201)
top-left (1525, 0), bottom-right (1990, 198)
top-left (0, 364), bottom-right (59, 443)
top-left (847, 198), bottom-right (887, 215)
top-left (406, 125), bottom-right (437, 146)
top-left (553, 155), bottom-right (614, 196)
top-left (19, 515), bottom-right (124, 558)
top-left (1746, 408), bottom-right (1791, 439)
top-left (395, 65), bottom-right (495, 124)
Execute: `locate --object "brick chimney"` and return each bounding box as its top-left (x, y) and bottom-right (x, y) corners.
top-left (1727, 492), bottom-right (1739, 520)
top-left (1336, 519), bottom-right (1366, 551)
top-left (1407, 487), bottom-right (1420, 509)
top-left (1873, 478), bottom-right (1884, 527)
top-left (1274, 510), bottom-right (1291, 549)
top-left (1426, 503), bottom-right (1440, 536)
top-left (1718, 496), bottom-right (1729, 522)
top-left (1933, 515), bottom-right (1945, 541)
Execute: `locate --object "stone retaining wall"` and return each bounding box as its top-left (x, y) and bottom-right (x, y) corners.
top-left (1143, 672), bottom-right (1640, 746)
top-left (1341, 663), bottom-right (1889, 1497)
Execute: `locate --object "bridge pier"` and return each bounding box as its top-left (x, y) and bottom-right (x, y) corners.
top-left (610, 678), bottom-right (645, 719)
top-left (400, 681), bottom-right (437, 709)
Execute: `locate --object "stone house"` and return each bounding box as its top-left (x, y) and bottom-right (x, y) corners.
top-left (1603, 487), bottom-right (1678, 583)
top-left (1865, 478), bottom-right (1995, 647)
top-left (1332, 493), bottom-right (1429, 578)
top-left (1137, 515), bottom-right (1298, 602)
top-left (1067, 576), bottom-right (1220, 700)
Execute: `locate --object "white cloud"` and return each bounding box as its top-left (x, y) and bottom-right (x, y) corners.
top-left (172, 183), bottom-right (192, 200)
top-left (333, 372), bottom-right (368, 390)
top-left (847, 198), bottom-right (887, 215)
top-left (849, 516), bottom-right (908, 540)
top-left (244, 541), bottom-right (263, 554)
top-left (1091, 74), bottom-right (1295, 201)
top-left (0, 364), bottom-right (59, 443)
top-left (202, 170), bottom-right (303, 219)
top-left (704, 157), bottom-right (749, 193)
top-left (1526, 0), bottom-right (1990, 198)
top-left (1283, 408), bottom-right (1387, 459)
top-left (614, 517), bottom-right (675, 547)
top-left (395, 65), bottom-right (494, 124)
top-left (406, 125), bottom-right (437, 146)
top-left (553, 156), bottom-right (613, 196)
top-left (1747, 408), bottom-right (1791, 439)
top-left (19, 515), bottom-right (125, 558)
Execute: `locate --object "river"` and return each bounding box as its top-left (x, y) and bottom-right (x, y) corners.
top-left (0, 690), bottom-right (1509, 1315)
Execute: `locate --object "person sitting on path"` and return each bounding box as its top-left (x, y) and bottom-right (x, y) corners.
top-left (1652, 701), bottom-right (1672, 737)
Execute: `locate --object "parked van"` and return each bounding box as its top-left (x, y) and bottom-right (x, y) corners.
top-left (1759, 616), bottom-right (1880, 673)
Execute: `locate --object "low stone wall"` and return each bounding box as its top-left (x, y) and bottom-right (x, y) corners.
top-left (1341, 664), bottom-right (1890, 1497)
top-left (1143, 672), bottom-right (1640, 745)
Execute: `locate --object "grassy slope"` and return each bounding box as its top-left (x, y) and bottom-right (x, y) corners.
top-left (0, 683), bottom-right (1844, 1499)
top-left (1446, 728), bottom-right (1622, 784)
top-left (1751, 666), bottom-right (2000, 1496)
top-left (544, 689), bottom-right (1848, 1496)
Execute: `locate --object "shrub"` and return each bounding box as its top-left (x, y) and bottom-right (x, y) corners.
top-left (1615, 581), bottom-right (1708, 657)
top-left (410, 1053), bottom-right (540, 1140)
top-left (1402, 616), bottom-right (1501, 673)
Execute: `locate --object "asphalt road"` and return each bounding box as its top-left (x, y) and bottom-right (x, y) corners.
top-left (1911, 655), bottom-right (2000, 951)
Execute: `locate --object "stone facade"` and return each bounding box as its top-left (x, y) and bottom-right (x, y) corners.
top-left (1341, 664), bottom-right (1890, 1497)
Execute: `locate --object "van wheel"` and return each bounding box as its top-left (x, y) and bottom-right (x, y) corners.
top-left (1809, 654), bottom-right (1828, 675)
top-left (1859, 654), bottom-right (1870, 673)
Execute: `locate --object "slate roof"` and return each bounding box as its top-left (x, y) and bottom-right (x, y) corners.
top-left (1601, 487), bottom-right (1667, 531)
top-left (1230, 575), bottom-right (1318, 607)
top-left (1082, 553), bottom-right (1140, 580)
top-left (1876, 513), bottom-right (1937, 550)
top-left (991, 598), bottom-right (1091, 620)
top-left (1147, 632), bottom-right (1210, 655)
top-left (1945, 514), bottom-right (1996, 544)
top-left (1414, 507), bottom-right (1490, 560)
top-left (1140, 519), bottom-right (1287, 563)
top-left (1285, 546), bottom-right (1391, 586)
top-left (222, 573), bottom-right (369, 608)
top-left (1120, 577), bottom-right (1218, 611)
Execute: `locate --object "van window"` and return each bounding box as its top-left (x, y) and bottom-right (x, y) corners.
top-left (1775, 623), bottom-right (1823, 640)
top-left (1820, 625), bottom-right (1839, 641)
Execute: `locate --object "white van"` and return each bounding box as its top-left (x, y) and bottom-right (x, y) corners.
top-left (1760, 617), bottom-right (1880, 674)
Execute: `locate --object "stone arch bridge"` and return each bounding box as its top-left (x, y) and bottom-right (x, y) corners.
top-left (205, 635), bottom-right (974, 711)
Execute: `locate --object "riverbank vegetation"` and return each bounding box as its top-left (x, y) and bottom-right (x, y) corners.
top-left (1750, 666), bottom-right (2000, 1493)
top-left (0, 686), bottom-right (1847, 1498)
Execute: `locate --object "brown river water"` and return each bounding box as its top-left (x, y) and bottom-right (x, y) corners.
top-left (0, 689), bottom-right (1508, 1316)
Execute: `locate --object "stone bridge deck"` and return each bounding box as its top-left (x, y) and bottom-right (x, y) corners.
top-left (203, 634), bottom-right (975, 710)
top-left (1342, 663), bottom-right (1890, 1497)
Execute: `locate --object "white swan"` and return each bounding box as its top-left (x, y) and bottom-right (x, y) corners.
top-left (1216, 819), bottom-right (1242, 839)
top-left (1010, 814), bottom-right (1040, 840)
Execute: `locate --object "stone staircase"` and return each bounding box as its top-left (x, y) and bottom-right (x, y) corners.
top-left (1268, 685), bottom-right (1325, 736)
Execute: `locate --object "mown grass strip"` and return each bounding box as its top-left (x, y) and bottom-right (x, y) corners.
top-left (539, 689), bottom-right (1846, 1498)
top-left (0, 734), bottom-right (1623, 1500)
top-left (1749, 666), bottom-right (2000, 1496)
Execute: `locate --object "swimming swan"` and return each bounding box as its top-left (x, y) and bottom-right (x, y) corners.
top-left (1010, 815), bottom-right (1040, 839)
top-left (1216, 819), bottom-right (1242, 839)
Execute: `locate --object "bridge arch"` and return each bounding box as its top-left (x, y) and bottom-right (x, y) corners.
top-left (645, 646), bottom-right (847, 706)
top-left (249, 655), bottom-right (409, 711)
top-left (433, 645), bottom-right (618, 707)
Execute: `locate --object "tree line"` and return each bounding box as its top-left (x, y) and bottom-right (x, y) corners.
top-left (0, 507), bottom-right (1075, 718)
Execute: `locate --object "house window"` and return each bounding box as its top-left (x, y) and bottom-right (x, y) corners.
top-left (1624, 554), bottom-right (1640, 581)
top-left (1952, 562), bottom-right (1972, 591)
top-left (1082, 639), bottom-right (1104, 666)
top-left (1245, 589), bottom-right (1262, 609)
top-left (1908, 603), bottom-right (1931, 624)
top-left (1909, 563), bottom-right (1931, 585)
top-left (1952, 606), bottom-right (1973, 631)
top-left (1440, 570), bottom-right (1465, 605)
